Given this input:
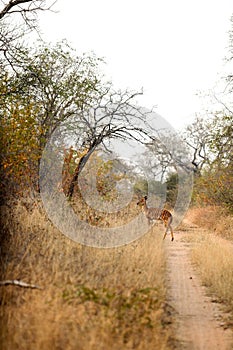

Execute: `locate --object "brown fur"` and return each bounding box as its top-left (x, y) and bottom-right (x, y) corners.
top-left (137, 196), bottom-right (174, 241)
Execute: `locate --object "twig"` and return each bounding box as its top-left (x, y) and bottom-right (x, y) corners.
top-left (0, 280), bottom-right (43, 289)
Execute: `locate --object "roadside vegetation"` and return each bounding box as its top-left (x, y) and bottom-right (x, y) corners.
top-left (184, 206), bottom-right (233, 328)
top-left (186, 206), bottom-right (233, 240)
top-left (191, 232), bottom-right (233, 326)
top-left (180, 17), bottom-right (233, 320)
top-left (0, 196), bottom-right (172, 350)
top-left (0, 3), bottom-right (175, 349)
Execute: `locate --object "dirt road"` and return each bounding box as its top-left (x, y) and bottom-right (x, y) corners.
top-left (165, 227), bottom-right (233, 350)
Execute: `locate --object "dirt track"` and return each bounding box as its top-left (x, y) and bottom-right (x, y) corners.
top-left (165, 226), bottom-right (233, 350)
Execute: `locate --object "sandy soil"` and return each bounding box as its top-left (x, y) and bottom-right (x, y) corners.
top-left (165, 227), bottom-right (233, 350)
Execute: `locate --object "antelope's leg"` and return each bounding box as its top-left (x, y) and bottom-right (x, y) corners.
top-left (163, 218), bottom-right (174, 241)
top-left (170, 225), bottom-right (174, 241)
top-left (163, 220), bottom-right (168, 240)
top-left (168, 217), bottom-right (174, 241)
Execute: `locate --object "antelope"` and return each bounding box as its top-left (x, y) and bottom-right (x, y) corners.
top-left (137, 196), bottom-right (174, 241)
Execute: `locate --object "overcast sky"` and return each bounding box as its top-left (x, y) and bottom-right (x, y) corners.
top-left (38, 0), bottom-right (233, 130)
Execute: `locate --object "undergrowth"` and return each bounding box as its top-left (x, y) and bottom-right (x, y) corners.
top-left (0, 196), bottom-right (172, 350)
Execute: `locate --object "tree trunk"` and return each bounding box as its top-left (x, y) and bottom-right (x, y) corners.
top-left (66, 147), bottom-right (96, 199)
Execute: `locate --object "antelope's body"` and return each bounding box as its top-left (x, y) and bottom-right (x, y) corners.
top-left (137, 196), bottom-right (174, 241)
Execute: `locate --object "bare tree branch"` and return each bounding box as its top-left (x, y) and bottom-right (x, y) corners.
top-left (0, 0), bottom-right (31, 20)
top-left (0, 0), bottom-right (57, 70)
top-left (0, 279), bottom-right (43, 289)
top-left (0, 0), bottom-right (56, 20)
top-left (65, 89), bottom-right (155, 198)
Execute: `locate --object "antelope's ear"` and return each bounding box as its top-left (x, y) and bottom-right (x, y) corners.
top-left (144, 196), bottom-right (147, 200)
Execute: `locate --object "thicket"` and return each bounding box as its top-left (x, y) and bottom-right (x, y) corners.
top-left (190, 114), bottom-right (233, 212)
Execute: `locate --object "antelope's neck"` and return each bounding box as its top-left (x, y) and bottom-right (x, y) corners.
top-left (143, 202), bottom-right (149, 214)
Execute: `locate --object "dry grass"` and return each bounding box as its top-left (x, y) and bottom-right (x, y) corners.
top-left (184, 206), bottom-right (233, 240)
top-left (0, 196), bottom-right (172, 350)
top-left (71, 194), bottom-right (139, 228)
top-left (191, 234), bottom-right (233, 323)
top-left (183, 206), bottom-right (233, 326)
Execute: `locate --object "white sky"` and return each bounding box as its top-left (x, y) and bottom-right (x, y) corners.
top-left (38, 0), bottom-right (233, 130)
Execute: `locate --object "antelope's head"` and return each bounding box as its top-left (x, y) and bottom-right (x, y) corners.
top-left (137, 196), bottom-right (147, 207)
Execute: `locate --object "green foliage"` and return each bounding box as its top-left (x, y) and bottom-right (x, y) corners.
top-left (190, 113), bottom-right (233, 212)
top-left (133, 178), bottom-right (166, 199)
top-left (9, 40), bottom-right (103, 147)
top-left (165, 173), bottom-right (178, 207)
top-left (133, 179), bottom-right (148, 197)
top-left (0, 76), bottom-right (40, 194)
top-left (208, 114), bottom-right (233, 167)
top-left (0, 40), bottom-right (104, 196)
top-left (193, 165), bottom-right (233, 212)
top-left (62, 285), bottom-right (160, 330)
top-left (184, 109), bottom-right (233, 211)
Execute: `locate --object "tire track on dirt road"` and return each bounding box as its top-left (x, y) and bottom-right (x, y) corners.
top-left (165, 228), bottom-right (233, 350)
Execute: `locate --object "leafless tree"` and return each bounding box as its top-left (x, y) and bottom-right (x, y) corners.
top-left (140, 128), bottom-right (194, 183)
top-left (65, 88), bottom-right (156, 199)
top-left (182, 114), bottom-right (232, 174)
top-left (182, 116), bottom-right (211, 174)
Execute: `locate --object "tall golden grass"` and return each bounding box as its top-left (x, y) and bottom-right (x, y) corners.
top-left (186, 206), bottom-right (233, 240)
top-left (0, 197), bottom-right (172, 350)
top-left (185, 207), bottom-right (233, 327)
top-left (191, 234), bottom-right (233, 324)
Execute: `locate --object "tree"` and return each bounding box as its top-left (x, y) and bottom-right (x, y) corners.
top-left (0, 0), bottom-right (56, 67)
top-left (65, 89), bottom-right (155, 199)
top-left (208, 113), bottom-right (233, 167)
top-left (12, 41), bottom-right (103, 149)
top-left (0, 99), bottom-right (39, 193)
top-left (209, 14), bottom-right (233, 167)
top-left (140, 129), bottom-right (194, 182)
top-left (182, 116), bottom-right (211, 174)
top-left (181, 15), bottom-right (233, 211)
top-left (165, 173), bottom-right (178, 207)
top-left (0, 0), bottom-right (55, 21)
top-left (0, 40), bottom-right (104, 195)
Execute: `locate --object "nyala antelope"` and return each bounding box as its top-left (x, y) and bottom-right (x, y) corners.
top-left (137, 196), bottom-right (174, 241)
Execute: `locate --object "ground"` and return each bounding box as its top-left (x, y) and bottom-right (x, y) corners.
top-left (165, 221), bottom-right (233, 350)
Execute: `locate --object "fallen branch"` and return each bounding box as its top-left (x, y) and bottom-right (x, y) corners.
top-left (0, 280), bottom-right (43, 289)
